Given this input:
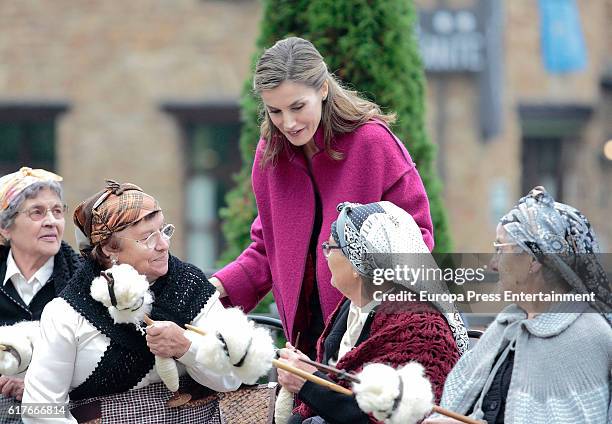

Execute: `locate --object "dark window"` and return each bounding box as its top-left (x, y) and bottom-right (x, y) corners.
top-left (163, 103), bottom-right (242, 271)
top-left (518, 104), bottom-right (593, 203)
top-left (522, 137), bottom-right (564, 201)
top-left (0, 103), bottom-right (68, 175)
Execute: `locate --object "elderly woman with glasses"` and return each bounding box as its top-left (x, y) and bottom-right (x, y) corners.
top-left (424, 187), bottom-right (612, 424)
top-left (21, 180), bottom-right (240, 424)
top-left (276, 201), bottom-right (468, 424)
top-left (0, 168), bottom-right (81, 417)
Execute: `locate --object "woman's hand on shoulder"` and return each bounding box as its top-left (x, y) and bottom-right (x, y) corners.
top-left (208, 276), bottom-right (228, 298)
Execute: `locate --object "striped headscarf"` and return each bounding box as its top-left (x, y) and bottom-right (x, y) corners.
top-left (0, 167), bottom-right (63, 211)
top-left (73, 180), bottom-right (161, 254)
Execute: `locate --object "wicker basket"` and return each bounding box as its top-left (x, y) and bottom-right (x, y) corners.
top-left (218, 383), bottom-right (277, 424)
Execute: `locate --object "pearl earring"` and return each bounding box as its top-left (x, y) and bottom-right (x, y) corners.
top-left (111, 255), bottom-right (118, 266)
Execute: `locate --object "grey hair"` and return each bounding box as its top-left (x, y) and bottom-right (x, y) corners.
top-left (0, 181), bottom-right (64, 232)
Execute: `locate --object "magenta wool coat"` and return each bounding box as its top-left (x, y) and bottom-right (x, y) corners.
top-left (214, 121), bottom-right (434, 341)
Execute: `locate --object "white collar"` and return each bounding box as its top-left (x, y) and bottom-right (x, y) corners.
top-left (3, 249), bottom-right (54, 286)
top-left (348, 298), bottom-right (379, 322)
top-left (348, 286), bottom-right (395, 319)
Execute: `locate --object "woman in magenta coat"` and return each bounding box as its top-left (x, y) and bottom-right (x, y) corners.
top-left (209, 37), bottom-right (434, 356)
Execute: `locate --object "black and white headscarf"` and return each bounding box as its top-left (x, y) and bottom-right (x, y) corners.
top-left (331, 201), bottom-right (470, 354)
top-left (501, 186), bottom-right (612, 325)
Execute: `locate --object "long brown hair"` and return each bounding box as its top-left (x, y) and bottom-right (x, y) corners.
top-left (254, 37), bottom-right (395, 167)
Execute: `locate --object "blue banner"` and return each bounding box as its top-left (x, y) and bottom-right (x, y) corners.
top-left (538, 0), bottom-right (587, 73)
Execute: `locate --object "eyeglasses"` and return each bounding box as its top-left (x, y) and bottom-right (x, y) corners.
top-left (321, 241), bottom-right (346, 258)
top-left (18, 204), bottom-right (67, 221)
top-left (117, 224), bottom-right (175, 249)
top-left (492, 241), bottom-right (518, 254)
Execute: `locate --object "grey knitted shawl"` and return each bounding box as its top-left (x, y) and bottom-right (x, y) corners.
top-left (435, 303), bottom-right (612, 423)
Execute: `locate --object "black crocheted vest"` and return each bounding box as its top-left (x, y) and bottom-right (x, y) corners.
top-left (62, 255), bottom-right (216, 401)
top-left (0, 242), bottom-right (82, 325)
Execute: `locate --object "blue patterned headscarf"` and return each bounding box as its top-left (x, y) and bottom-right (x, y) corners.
top-left (331, 201), bottom-right (429, 278)
top-left (501, 186), bottom-right (611, 323)
top-left (331, 201), bottom-right (470, 354)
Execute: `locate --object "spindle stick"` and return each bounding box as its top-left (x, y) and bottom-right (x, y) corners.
top-left (272, 358), bottom-right (353, 396)
top-left (184, 323), bottom-right (206, 335)
top-left (431, 406), bottom-right (482, 424)
top-left (296, 356), bottom-right (360, 383)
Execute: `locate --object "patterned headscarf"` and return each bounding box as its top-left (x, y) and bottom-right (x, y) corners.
top-left (331, 201), bottom-right (429, 277)
top-left (331, 201), bottom-right (470, 354)
top-left (501, 186), bottom-right (611, 323)
top-left (73, 180), bottom-right (161, 254)
top-left (0, 167), bottom-right (63, 211)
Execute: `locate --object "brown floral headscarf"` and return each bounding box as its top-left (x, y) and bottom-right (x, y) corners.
top-left (73, 180), bottom-right (161, 254)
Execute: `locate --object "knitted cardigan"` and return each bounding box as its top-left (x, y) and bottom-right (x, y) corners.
top-left (0, 241), bottom-right (82, 325)
top-left (293, 298), bottom-right (460, 423)
top-left (435, 303), bottom-right (612, 424)
top-left (61, 255), bottom-right (217, 400)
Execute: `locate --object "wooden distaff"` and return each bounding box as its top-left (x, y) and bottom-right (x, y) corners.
top-left (296, 356), bottom-right (358, 383)
top-left (273, 358), bottom-right (353, 395)
top-left (274, 358), bottom-right (482, 424)
top-left (184, 323), bottom-right (203, 335)
top-left (143, 315), bottom-right (155, 327)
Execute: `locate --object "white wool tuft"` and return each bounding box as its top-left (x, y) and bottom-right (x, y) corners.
top-left (155, 355), bottom-right (179, 392)
top-left (354, 362), bottom-right (433, 424)
top-left (389, 362), bottom-right (434, 424)
top-left (194, 307), bottom-right (275, 384)
top-left (274, 386), bottom-right (294, 424)
top-left (90, 263), bottom-right (153, 325)
top-left (354, 363), bottom-right (400, 417)
top-left (231, 325), bottom-right (275, 384)
top-left (195, 332), bottom-right (234, 375)
top-left (0, 348), bottom-right (19, 375)
top-left (0, 320), bottom-right (40, 375)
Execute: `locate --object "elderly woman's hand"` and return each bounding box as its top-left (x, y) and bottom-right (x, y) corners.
top-left (0, 376), bottom-right (24, 400)
top-left (145, 321), bottom-right (191, 359)
top-left (276, 342), bottom-right (317, 394)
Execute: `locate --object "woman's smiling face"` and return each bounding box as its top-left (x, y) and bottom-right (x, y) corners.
top-left (260, 80), bottom-right (328, 148)
top-left (110, 212), bottom-right (170, 282)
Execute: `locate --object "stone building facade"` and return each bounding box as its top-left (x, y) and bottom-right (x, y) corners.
top-left (417, 0), bottom-right (611, 251)
top-left (0, 0), bottom-right (261, 267)
top-left (1, 0), bottom-right (610, 271)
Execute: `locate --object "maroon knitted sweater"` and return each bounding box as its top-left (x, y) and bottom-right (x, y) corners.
top-left (294, 298), bottom-right (460, 423)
